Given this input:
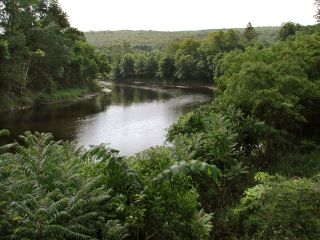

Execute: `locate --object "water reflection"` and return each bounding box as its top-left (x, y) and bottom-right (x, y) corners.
top-left (0, 83), bottom-right (212, 155)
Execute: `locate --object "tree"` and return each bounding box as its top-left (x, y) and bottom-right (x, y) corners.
top-left (0, 0), bottom-right (108, 107)
top-left (235, 173), bottom-right (320, 239)
top-left (134, 54), bottom-right (147, 77)
top-left (39, 0), bottom-right (70, 29)
top-left (159, 55), bottom-right (175, 79)
top-left (278, 22), bottom-right (301, 41)
top-left (119, 54), bottom-right (135, 79)
top-left (243, 22), bottom-right (258, 43)
top-left (216, 34), bottom-right (320, 148)
top-left (316, 0), bottom-right (320, 22)
top-left (21, 49), bottom-right (45, 94)
top-left (144, 55), bottom-right (158, 78)
top-left (175, 54), bottom-right (197, 80)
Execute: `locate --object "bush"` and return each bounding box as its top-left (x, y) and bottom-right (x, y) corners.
top-left (235, 173), bottom-right (320, 239)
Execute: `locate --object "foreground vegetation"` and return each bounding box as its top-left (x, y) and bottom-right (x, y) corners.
top-left (0, 131), bottom-right (220, 239)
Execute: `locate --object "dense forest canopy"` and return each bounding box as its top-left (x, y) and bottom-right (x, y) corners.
top-left (84, 24), bottom-right (320, 83)
top-left (85, 27), bottom-right (279, 50)
top-left (0, 0), bottom-right (108, 109)
top-left (1, 0), bottom-right (320, 239)
top-left (84, 26), bottom-right (279, 82)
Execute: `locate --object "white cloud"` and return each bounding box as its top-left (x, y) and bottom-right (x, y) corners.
top-left (59, 0), bottom-right (317, 31)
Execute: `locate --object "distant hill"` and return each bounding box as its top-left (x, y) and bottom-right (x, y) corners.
top-left (85, 27), bottom-right (280, 50)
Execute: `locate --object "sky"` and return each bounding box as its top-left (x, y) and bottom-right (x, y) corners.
top-left (59, 0), bottom-right (317, 32)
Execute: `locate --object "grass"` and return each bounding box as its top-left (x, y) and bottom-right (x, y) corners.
top-left (0, 87), bottom-right (96, 111)
top-left (34, 87), bottom-right (93, 104)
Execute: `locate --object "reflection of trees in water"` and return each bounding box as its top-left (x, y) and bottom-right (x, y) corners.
top-left (108, 85), bottom-right (171, 106)
top-left (0, 84), bottom-right (211, 147)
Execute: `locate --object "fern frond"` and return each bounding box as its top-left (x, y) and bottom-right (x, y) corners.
top-left (48, 198), bottom-right (69, 213)
top-left (152, 160), bottom-right (221, 185)
top-left (52, 210), bottom-right (70, 222)
top-left (68, 224), bottom-right (96, 237)
top-left (11, 202), bottom-right (32, 215)
top-left (0, 129), bottom-right (10, 137)
top-left (45, 224), bottom-right (92, 240)
top-left (0, 143), bottom-right (17, 154)
top-left (104, 220), bottom-right (129, 240)
top-left (71, 212), bottom-right (98, 224)
top-left (77, 176), bottom-right (104, 197)
top-left (86, 194), bottom-right (112, 206)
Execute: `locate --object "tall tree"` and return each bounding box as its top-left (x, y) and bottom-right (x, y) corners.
top-left (278, 22), bottom-right (301, 41)
top-left (243, 22), bottom-right (258, 43)
top-left (316, 0), bottom-right (320, 22)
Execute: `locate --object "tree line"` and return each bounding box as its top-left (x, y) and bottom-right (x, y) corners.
top-left (105, 23), bottom-right (259, 82)
top-left (104, 21), bottom-right (315, 83)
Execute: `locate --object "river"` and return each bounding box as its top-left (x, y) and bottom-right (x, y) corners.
top-left (0, 82), bottom-right (213, 155)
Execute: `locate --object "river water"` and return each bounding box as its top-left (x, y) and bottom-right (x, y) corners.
top-left (0, 83), bottom-right (213, 155)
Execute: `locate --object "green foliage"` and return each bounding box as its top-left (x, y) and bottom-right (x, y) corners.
top-left (0, 0), bottom-right (109, 108)
top-left (0, 133), bottom-right (220, 239)
top-left (0, 39), bottom-right (10, 61)
top-left (168, 103), bottom-right (266, 158)
top-left (235, 174), bottom-right (320, 239)
top-left (216, 34), bottom-right (320, 149)
top-left (243, 22), bottom-right (258, 43)
top-left (152, 160), bottom-right (221, 185)
top-left (85, 28), bottom-right (279, 50)
top-left (164, 24), bottom-right (320, 239)
top-left (1, 3), bottom-right (320, 239)
top-left (34, 87), bottom-right (92, 104)
top-left (129, 147), bottom-right (216, 240)
top-left (316, 0), bottom-right (320, 22)
top-left (0, 129), bottom-right (10, 137)
top-left (119, 54), bottom-right (135, 79)
top-left (278, 22), bottom-right (302, 41)
top-left (0, 132), bottom-right (125, 239)
top-left (266, 149), bottom-right (320, 178)
top-left (159, 55), bottom-right (175, 79)
top-left (103, 27), bottom-right (267, 82)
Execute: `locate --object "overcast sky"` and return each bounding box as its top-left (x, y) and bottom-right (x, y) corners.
top-left (59, 0), bottom-right (317, 31)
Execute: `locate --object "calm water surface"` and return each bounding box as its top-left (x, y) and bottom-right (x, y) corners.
top-left (0, 83), bottom-right (213, 155)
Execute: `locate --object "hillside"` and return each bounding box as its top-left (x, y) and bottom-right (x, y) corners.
top-left (85, 26), bottom-right (280, 49)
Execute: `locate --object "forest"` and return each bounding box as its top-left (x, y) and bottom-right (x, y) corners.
top-left (0, 0), bottom-right (109, 110)
top-left (87, 24), bottom-right (280, 82)
top-left (84, 27), bottom-right (279, 50)
top-left (1, 0), bottom-right (320, 239)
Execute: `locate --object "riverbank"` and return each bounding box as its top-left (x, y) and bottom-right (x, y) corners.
top-left (0, 83), bottom-right (112, 112)
top-left (106, 79), bottom-right (215, 91)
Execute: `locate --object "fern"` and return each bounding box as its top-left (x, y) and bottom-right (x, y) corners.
top-left (0, 143), bottom-right (17, 154)
top-left (192, 210), bottom-right (213, 239)
top-left (104, 220), bottom-right (129, 240)
top-left (45, 224), bottom-right (92, 240)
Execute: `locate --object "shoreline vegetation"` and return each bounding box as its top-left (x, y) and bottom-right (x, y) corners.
top-left (0, 85), bottom-right (102, 112)
top-left (0, 79), bottom-right (213, 112)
